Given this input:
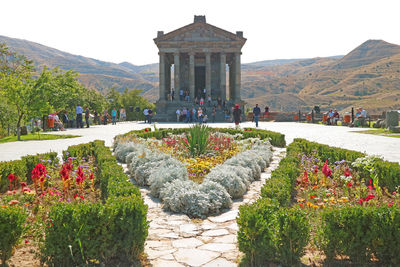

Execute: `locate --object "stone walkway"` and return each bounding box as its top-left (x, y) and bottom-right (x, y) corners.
top-left (139, 147), bottom-right (285, 267)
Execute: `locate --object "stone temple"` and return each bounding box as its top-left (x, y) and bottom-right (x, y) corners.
top-left (154, 15), bottom-right (246, 121)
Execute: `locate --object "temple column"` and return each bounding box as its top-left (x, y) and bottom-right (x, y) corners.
top-left (174, 52), bottom-right (180, 99)
top-left (159, 52), bottom-right (166, 101)
top-left (205, 52), bottom-right (211, 98)
top-left (229, 61), bottom-right (235, 100)
top-left (220, 53), bottom-right (226, 100)
top-left (189, 52), bottom-right (195, 100)
top-left (234, 52), bottom-right (241, 101)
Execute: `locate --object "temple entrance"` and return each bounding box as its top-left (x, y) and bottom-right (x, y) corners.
top-left (195, 66), bottom-right (205, 98)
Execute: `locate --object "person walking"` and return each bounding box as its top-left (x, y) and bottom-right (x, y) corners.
top-left (76, 104), bottom-right (83, 128)
top-left (103, 109), bottom-right (108, 125)
top-left (253, 104), bottom-right (261, 127)
top-left (111, 108), bottom-right (117, 125)
top-left (197, 107), bottom-right (203, 124)
top-left (179, 89), bottom-right (184, 101)
top-left (143, 107), bottom-right (149, 123)
top-left (148, 108), bottom-right (153, 124)
top-left (212, 106), bottom-right (217, 123)
top-left (93, 109), bottom-right (99, 125)
top-left (176, 108), bottom-right (181, 122)
top-left (85, 107), bottom-right (90, 128)
top-left (233, 104), bottom-right (242, 126)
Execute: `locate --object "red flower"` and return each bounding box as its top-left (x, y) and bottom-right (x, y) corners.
top-left (60, 166), bottom-right (69, 181)
top-left (74, 193), bottom-right (78, 199)
top-left (80, 195), bottom-right (85, 200)
top-left (144, 128), bottom-right (149, 132)
top-left (344, 167), bottom-right (351, 177)
top-left (310, 195), bottom-right (316, 199)
top-left (365, 194), bottom-right (375, 201)
top-left (313, 166), bottom-right (318, 174)
top-left (358, 198), bottom-right (364, 205)
top-left (8, 174), bottom-right (16, 183)
top-left (368, 179), bottom-right (374, 190)
top-left (25, 239), bottom-right (29, 244)
top-left (388, 202), bottom-right (394, 207)
top-left (346, 182), bottom-right (352, 187)
top-left (299, 204), bottom-right (304, 207)
top-left (89, 172), bottom-right (94, 180)
top-left (322, 160), bottom-right (332, 177)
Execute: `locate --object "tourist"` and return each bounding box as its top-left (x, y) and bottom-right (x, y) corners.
top-left (171, 89), bottom-right (175, 101)
top-left (120, 108), bottom-right (126, 121)
top-left (353, 107), bottom-right (367, 127)
top-left (212, 106), bottom-right (217, 123)
top-left (194, 96), bottom-right (199, 105)
top-left (85, 107), bottom-right (90, 128)
top-left (62, 111), bottom-right (69, 127)
top-left (207, 95), bottom-right (211, 106)
top-left (222, 100), bottom-right (226, 108)
top-left (111, 108), bottom-right (117, 125)
top-left (233, 104), bottom-right (241, 126)
top-left (264, 106), bottom-right (269, 115)
top-left (200, 97), bottom-right (204, 106)
top-left (148, 108), bottom-right (153, 124)
top-left (217, 97), bottom-right (222, 109)
top-left (203, 114), bottom-right (208, 123)
top-left (224, 108), bottom-right (230, 121)
top-left (253, 104), bottom-right (261, 127)
top-left (185, 90), bottom-right (190, 102)
top-left (197, 107), bottom-right (203, 124)
top-left (103, 110), bottom-right (108, 125)
top-left (93, 109), bottom-right (99, 125)
top-left (203, 88), bottom-right (207, 98)
top-left (76, 104), bottom-right (83, 128)
top-left (192, 107), bottom-right (197, 122)
top-left (179, 89), bottom-right (184, 101)
top-left (54, 112), bottom-right (65, 131)
top-left (332, 109), bottom-right (340, 125)
top-left (143, 107), bottom-right (149, 123)
top-left (185, 108), bottom-right (190, 123)
top-left (327, 109), bottom-right (334, 125)
top-left (176, 108), bottom-right (181, 122)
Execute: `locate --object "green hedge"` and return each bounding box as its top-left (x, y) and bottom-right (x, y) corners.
top-left (237, 198), bottom-right (309, 266)
top-left (0, 152), bottom-right (58, 192)
top-left (119, 127), bottom-right (286, 147)
top-left (42, 195), bottom-right (147, 266)
top-left (42, 141), bottom-right (147, 265)
top-left (319, 206), bottom-right (400, 265)
top-left (238, 138), bottom-right (400, 265)
top-left (0, 206), bottom-right (27, 264)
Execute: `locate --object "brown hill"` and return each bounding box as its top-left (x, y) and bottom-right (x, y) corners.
top-left (2, 35), bottom-right (399, 113)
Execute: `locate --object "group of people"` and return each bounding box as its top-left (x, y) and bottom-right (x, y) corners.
top-left (176, 107), bottom-right (208, 123)
top-left (326, 109), bottom-right (340, 125)
top-left (143, 107), bottom-right (153, 124)
top-left (352, 107), bottom-right (367, 127)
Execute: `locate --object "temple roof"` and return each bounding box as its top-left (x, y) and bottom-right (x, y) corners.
top-left (154, 16), bottom-right (246, 47)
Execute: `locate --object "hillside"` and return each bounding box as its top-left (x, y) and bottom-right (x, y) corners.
top-left (1, 35), bottom-right (400, 113)
top-left (0, 35), bottom-right (157, 96)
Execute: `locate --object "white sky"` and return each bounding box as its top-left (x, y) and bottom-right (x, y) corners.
top-left (1, 0), bottom-right (400, 65)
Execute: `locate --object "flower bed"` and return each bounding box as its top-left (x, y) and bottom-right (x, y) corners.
top-left (237, 139), bottom-right (400, 266)
top-left (0, 141), bottom-right (147, 266)
top-left (114, 127), bottom-right (275, 218)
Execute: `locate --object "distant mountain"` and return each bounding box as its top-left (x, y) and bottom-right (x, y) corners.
top-left (1, 35), bottom-right (399, 113)
top-left (0, 35), bottom-right (157, 96)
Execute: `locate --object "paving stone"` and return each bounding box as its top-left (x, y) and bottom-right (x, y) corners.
top-left (213, 234), bottom-right (237, 243)
top-left (159, 232), bottom-right (180, 239)
top-left (227, 223), bottom-right (239, 232)
top-left (160, 254), bottom-right (175, 260)
top-left (173, 248), bottom-right (220, 266)
top-left (201, 220), bottom-right (218, 230)
top-left (199, 243), bottom-right (236, 253)
top-left (172, 238), bottom-right (204, 248)
top-left (146, 248), bottom-right (176, 260)
top-left (145, 240), bottom-right (171, 249)
top-left (152, 259), bottom-right (185, 267)
top-left (203, 258), bottom-right (237, 267)
top-left (202, 229), bottom-right (230, 237)
top-left (209, 210), bottom-right (239, 223)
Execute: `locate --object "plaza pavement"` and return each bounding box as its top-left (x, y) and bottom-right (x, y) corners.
top-left (0, 121), bottom-right (399, 163)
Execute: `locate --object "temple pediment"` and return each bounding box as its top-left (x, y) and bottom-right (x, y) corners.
top-left (154, 20), bottom-right (246, 45)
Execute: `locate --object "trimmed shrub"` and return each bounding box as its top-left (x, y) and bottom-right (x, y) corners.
top-left (319, 206), bottom-right (400, 265)
top-left (0, 206), bottom-right (27, 264)
top-left (237, 198), bottom-right (310, 266)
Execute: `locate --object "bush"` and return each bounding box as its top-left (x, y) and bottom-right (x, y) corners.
top-left (42, 196), bottom-right (148, 266)
top-left (319, 206), bottom-right (400, 265)
top-left (41, 140), bottom-right (147, 265)
top-left (0, 206), bottom-right (27, 264)
top-left (237, 198), bottom-right (309, 266)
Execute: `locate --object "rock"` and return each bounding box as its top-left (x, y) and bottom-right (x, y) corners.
top-left (172, 238), bottom-right (203, 248)
top-left (213, 234), bottom-right (237, 243)
top-left (199, 243), bottom-right (236, 253)
top-left (208, 210), bottom-right (238, 223)
top-left (389, 126), bottom-right (400, 133)
top-left (202, 229), bottom-right (230, 237)
top-left (152, 259), bottom-right (185, 267)
top-left (385, 111), bottom-right (399, 128)
top-left (173, 248), bottom-right (220, 266)
top-left (203, 258), bottom-right (237, 267)
top-left (146, 248), bottom-right (176, 260)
